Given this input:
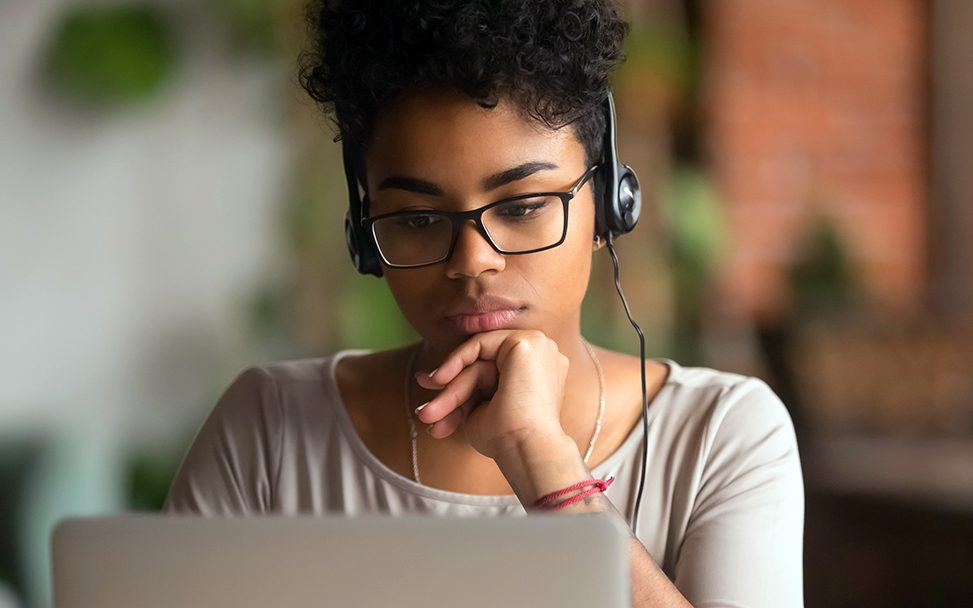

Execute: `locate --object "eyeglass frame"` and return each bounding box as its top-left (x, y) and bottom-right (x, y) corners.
top-left (361, 165), bottom-right (600, 269)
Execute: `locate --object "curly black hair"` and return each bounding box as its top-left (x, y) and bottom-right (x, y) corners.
top-left (298, 0), bottom-right (629, 174)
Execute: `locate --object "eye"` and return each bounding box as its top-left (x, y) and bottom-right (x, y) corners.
top-left (494, 198), bottom-right (553, 220)
top-left (392, 213), bottom-right (443, 230)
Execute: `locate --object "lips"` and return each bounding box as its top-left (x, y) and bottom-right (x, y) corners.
top-left (444, 308), bottom-right (525, 334)
top-left (443, 295), bottom-right (526, 334)
top-left (443, 295), bottom-right (525, 316)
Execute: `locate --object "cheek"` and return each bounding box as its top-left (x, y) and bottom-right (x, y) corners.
top-left (560, 200), bottom-right (597, 292)
top-left (385, 272), bottom-right (430, 309)
top-left (521, 212), bottom-right (594, 306)
top-left (562, 197), bottom-right (597, 266)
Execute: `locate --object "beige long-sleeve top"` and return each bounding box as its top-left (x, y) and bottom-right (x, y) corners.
top-left (163, 349), bottom-right (805, 607)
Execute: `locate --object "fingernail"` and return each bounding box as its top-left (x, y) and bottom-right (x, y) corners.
top-left (427, 367), bottom-right (438, 378)
top-left (426, 424), bottom-right (434, 435)
top-left (415, 401), bottom-right (429, 414)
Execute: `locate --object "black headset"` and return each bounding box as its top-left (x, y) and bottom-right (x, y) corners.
top-left (341, 90), bottom-right (641, 277)
top-left (595, 91), bottom-right (642, 244)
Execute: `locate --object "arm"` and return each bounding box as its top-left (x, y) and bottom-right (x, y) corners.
top-left (494, 432), bottom-right (693, 608)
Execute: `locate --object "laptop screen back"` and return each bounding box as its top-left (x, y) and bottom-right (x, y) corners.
top-left (52, 513), bottom-right (630, 607)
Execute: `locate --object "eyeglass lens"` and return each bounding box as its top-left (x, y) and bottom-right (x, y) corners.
top-left (371, 195), bottom-right (566, 266)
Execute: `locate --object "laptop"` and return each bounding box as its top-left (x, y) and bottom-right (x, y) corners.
top-left (51, 513), bottom-right (631, 607)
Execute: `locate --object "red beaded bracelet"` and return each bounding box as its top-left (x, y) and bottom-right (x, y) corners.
top-left (533, 476), bottom-right (615, 511)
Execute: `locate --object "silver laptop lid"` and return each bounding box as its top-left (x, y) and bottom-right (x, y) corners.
top-left (52, 513), bottom-right (630, 607)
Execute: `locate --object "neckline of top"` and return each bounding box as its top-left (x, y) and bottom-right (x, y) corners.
top-left (324, 347), bottom-right (680, 507)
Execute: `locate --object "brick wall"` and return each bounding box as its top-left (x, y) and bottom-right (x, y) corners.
top-left (702, 0), bottom-right (928, 321)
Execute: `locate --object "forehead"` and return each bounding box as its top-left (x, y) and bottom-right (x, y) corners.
top-left (364, 88), bottom-right (585, 192)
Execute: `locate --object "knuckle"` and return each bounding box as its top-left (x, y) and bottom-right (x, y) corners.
top-left (509, 337), bottom-right (533, 352)
top-left (515, 330), bottom-right (545, 347)
top-left (528, 329), bottom-right (547, 342)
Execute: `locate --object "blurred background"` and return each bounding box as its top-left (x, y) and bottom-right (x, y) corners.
top-left (1, 0), bottom-right (970, 606)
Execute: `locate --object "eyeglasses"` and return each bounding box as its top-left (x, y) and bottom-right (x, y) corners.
top-left (362, 165), bottom-right (598, 269)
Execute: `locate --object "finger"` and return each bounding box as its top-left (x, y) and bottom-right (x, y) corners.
top-left (414, 360), bottom-right (496, 424)
top-left (426, 330), bottom-right (519, 385)
top-left (414, 370), bottom-right (445, 390)
top-left (429, 397), bottom-right (476, 439)
top-left (430, 330), bottom-right (557, 387)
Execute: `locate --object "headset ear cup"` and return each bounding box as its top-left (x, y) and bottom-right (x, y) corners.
top-left (616, 167), bottom-right (641, 234)
top-left (341, 138), bottom-right (385, 277)
top-left (604, 164), bottom-right (641, 238)
top-left (344, 206), bottom-right (384, 277)
top-left (344, 211), bottom-right (362, 270)
top-left (357, 205), bottom-right (384, 278)
top-left (362, 237), bottom-right (384, 277)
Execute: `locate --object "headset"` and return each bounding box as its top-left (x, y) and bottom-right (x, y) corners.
top-left (341, 90), bottom-right (652, 535)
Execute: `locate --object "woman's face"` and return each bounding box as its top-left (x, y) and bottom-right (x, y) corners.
top-left (364, 88), bottom-right (599, 356)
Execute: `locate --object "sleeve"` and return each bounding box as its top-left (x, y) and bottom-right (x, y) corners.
top-left (162, 366), bottom-right (283, 515)
top-left (673, 377), bottom-right (805, 607)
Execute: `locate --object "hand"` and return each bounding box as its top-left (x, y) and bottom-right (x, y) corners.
top-left (414, 329), bottom-right (571, 460)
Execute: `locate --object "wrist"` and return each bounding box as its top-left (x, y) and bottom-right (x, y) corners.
top-left (492, 430), bottom-right (591, 507)
top-left (491, 425), bottom-right (569, 459)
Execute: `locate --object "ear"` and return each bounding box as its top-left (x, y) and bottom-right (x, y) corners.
top-left (592, 233), bottom-right (605, 251)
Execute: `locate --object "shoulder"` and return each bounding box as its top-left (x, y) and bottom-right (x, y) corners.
top-left (648, 361), bottom-right (802, 492)
top-left (659, 361), bottom-right (795, 441)
top-left (247, 355), bottom-right (336, 386)
top-left (237, 348), bottom-right (376, 397)
top-left (164, 349), bottom-right (374, 515)
top-left (661, 360), bottom-right (759, 404)
top-left (659, 362), bottom-right (803, 505)
top-left (331, 345), bottom-right (401, 400)
top-left (207, 350), bottom-right (370, 427)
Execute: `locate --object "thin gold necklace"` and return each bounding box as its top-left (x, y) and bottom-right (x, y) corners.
top-left (403, 339), bottom-right (606, 484)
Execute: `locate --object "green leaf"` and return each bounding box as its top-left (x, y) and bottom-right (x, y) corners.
top-left (43, 5), bottom-right (176, 106)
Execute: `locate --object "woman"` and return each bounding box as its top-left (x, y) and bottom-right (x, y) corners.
top-left (164, 1), bottom-right (804, 605)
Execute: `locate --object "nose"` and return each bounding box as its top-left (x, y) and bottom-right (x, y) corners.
top-left (444, 220), bottom-right (506, 278)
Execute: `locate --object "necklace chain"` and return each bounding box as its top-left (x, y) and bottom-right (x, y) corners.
top-left (403, 339), bottom-right (606, 485)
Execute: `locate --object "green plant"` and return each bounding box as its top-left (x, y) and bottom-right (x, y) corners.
top-left (126, 448), bottom-right (182, 512)
top-left (788, 217), bottom-right (860, 319)
top-left (42, 4), bottom-right (176, 106)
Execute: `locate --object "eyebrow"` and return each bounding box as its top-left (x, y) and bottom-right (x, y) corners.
top-left (376, 161), bottom-right (560, 196)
